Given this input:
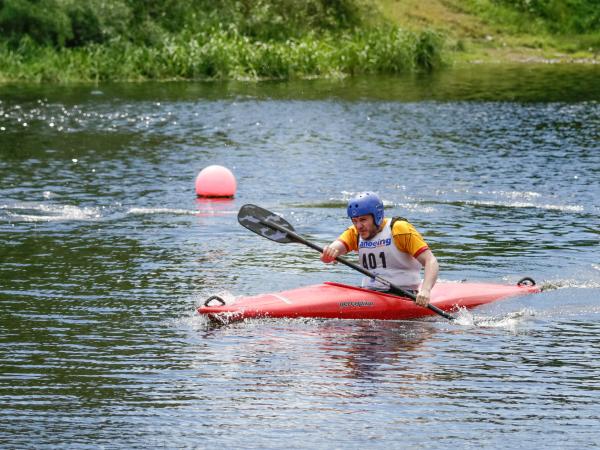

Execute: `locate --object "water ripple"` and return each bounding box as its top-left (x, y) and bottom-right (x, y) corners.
top-left (1, 72), bottom-right (600, 448)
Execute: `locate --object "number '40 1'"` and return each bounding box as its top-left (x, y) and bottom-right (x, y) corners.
top-left (362, 252), bottom-right (387, 270)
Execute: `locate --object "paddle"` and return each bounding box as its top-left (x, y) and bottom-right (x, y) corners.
top-left (237, 204), bottom-right (455, 321)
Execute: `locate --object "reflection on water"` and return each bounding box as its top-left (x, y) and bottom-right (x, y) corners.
top-left (1, 64), bottom-right (599, 103)
top-left (1, 65), bottom-right (599, 447)
top-left (318, 321), bottom-right (437, 381)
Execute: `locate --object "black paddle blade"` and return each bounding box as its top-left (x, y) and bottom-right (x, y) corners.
top-left (238, 204), bottom-right (296, 243)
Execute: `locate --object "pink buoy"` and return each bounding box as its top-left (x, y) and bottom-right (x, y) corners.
top-left (195, 165), bottom-right (237, 198)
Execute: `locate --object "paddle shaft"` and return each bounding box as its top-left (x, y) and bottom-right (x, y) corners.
top-left (259, 217), bottom-right (454, 321)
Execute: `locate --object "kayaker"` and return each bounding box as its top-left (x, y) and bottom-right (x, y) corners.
top-left (321, 192), bottom-right (439, 307)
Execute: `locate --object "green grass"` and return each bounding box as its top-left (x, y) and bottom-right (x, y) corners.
top-left (0, 26), bottom-right (445, 82)
top-left (378, 0), bottom-right (599, 64)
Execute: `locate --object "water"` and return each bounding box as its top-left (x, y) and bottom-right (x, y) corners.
top-left (1, 65), bottom-right (599, 448)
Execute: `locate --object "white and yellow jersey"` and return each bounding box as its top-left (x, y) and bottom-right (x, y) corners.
top-left (337, 218), bottom-right (429, 290)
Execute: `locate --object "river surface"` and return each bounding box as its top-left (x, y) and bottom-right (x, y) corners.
top-left (1, 65), bottom-right (599, 448)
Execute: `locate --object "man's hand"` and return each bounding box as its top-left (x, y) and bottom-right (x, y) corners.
top-left (320, 245), bottom-right (340, 264)
top-left (415, 287), bottom-right (431, 307)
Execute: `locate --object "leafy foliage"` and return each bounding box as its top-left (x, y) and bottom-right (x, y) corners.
top-left (0, 26), bottom-right (445, 82)
top-left (493, 0), bottom-right (600, 34)
top-left (0, 0), bottom-right (372, 47)
top-left (0, 0), bottom-right (447, 81)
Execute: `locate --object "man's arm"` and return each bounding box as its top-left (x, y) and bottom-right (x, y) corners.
top-left (415, 249), bottom-right (439, 306)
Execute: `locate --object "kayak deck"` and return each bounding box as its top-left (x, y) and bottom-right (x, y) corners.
top-left (198, 280), bottom-right (540, 323)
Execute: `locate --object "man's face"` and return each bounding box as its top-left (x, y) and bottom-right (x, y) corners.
top-left (351, 214), bottom-right (379, 240)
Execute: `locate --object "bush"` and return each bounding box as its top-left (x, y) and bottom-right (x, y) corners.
top-left (122, 0), bottom-right (371, 39)
top-left (0, 0), bottom-right (72, 47)
top-left (0, 0), bottom-right (133, 47)
top-left (0, 0), bottom-right (375, 48)
top-left (493, 0), bottom-right (600, 34)
top-left (66, 1), bottom-right (132, 47)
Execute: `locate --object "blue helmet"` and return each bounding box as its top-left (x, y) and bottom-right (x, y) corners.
top-left (347, 192), bottom-right (384, 226)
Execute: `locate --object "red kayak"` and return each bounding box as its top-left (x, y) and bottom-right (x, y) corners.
top-left (199, 278), bottom-right (540, 323)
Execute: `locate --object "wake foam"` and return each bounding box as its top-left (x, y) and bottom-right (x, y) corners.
top-left (1, 202), bottom-right (101, 222)
top-left (539, 278), bottom-right (600, 291)
top-left (128, 207), bottom-right (198, 216)
top-left (453, 306), bottom-right (535, 331)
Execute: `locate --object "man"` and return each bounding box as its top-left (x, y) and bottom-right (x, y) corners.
top-left (321, 192), bottom-right (439, 307)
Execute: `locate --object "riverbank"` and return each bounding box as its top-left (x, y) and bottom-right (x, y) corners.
top-left (0, 0), bottom-right (597, 83)
top-left (379, 0), bottom-right (599, 66)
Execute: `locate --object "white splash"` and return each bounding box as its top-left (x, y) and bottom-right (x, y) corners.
top-left (491, 190), bottom-right (542, 200)
top-left (540, 278), bottom-right (600, 290)
top-left (128, 207), bottom-right (236, 216)
top-left (464, 199), bottom-right (584, 213)
top-left (171, 307), bottom-right (213, 330)
top-left (2, 203), bottom-right (101, 222)
top-left (394, 202), bottom-right (436, 214)
top-left (171, 290), bottom-right (240, 329)
top-left (453, 306), bottom-right (535, 331)
top-left (128, 207), bottom-right (198, 216)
